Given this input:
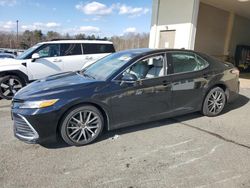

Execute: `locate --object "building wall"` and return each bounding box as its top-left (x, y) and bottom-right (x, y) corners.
top-left (194, 3), bottom-right (229, 58)
top-left (157, 0), bottom-right (195, 25)
top-left (229, 15), bottom-right (250, 57)
top-left (149, 0), bottom-right (199, 50)
top-left (150, 0), bottom-right (250, 61)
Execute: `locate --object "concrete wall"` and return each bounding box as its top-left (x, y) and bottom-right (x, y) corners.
top-left (229, 15), bottom-right (250, 56)
top-left (149, 0), bottom-right (199, 50)
top-left (157, 0), bottom-right (195, 25)
top-left (195, 3), bottom-right (250, 59)
top-left (150, 0), bottom-right (250, 60)
top-left (194, 3), bottom-right (229, 57)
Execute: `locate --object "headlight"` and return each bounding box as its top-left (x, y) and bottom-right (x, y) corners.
top-left (19, 99), bottom-right (59, 109)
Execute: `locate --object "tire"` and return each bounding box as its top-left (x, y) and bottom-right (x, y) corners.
top-left (202, 87), bottom-right (226, 117)
top-left (0, 75), bottom-right (24, 100)
top-left (60, 105), bottom-right (104, 146)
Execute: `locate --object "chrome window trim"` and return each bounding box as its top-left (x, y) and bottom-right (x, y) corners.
top-left (15, 114), bottom-right (39, 141)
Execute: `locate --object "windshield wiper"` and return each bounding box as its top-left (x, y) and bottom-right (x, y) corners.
top-left (82, 72), bottom-right (95, 79)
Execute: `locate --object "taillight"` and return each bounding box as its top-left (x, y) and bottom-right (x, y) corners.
top-left (230, 68), bottom-right (240, 76)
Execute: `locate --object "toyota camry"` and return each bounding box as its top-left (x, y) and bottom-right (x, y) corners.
top-left (11, 49), bottom-right (239, 146)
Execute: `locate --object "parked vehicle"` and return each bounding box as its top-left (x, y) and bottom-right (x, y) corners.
top-left (11, 49), bottom-right (239, 146)
top-left (0, 53), bottom-right (16, 59)
top-left (0, 40), bottom-right (115, 99)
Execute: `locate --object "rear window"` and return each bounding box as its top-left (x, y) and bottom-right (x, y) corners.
top-left (60, 43), bottom-right (82, 56)
top-left (82, 43), bottom-right (115, 54)
top-left (170, 52), bottom-right (209, 74)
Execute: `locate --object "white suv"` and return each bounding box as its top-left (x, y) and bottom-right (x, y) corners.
top-left (0, 40), bottom-right (115, 99)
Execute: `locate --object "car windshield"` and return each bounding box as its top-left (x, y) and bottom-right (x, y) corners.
top-left (81, 51), bottom-right (139, 80)
top-left (16, 43), bottom-right (43, 60)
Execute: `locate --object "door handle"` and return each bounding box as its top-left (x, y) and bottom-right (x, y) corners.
top-left (203, 73), bottom-right (211, 79)
top-left (85, 56), bottom-right (93, 60)
top-left (162, 80), bottom-right (171, 86)
top-left (53, 59), bottom-right (62, 62)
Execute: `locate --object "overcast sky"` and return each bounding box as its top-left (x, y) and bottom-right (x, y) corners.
top-left (0, 0), bottom-right (152, 37)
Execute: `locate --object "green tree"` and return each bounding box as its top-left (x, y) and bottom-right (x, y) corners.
top-left (22, 30), bottom-right (33, 47)
top-left (75, 33), bottom-right (86, 40)
top-left (33, 30), bottom-right (43, 42)
top-left (47, 31), bottom-right (60, 40)
top-left (90, 34), bottom-right (96, 40)
top-left (65, 33), bottom-right (71, 39)
top-left (19, 41), bottom-right (29, 49)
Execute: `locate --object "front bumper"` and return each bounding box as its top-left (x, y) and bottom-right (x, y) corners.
top-left (13, 113), bottom-right (39, 143)
top-left (11, 106), bottom-right (62, 144)
top-left (227, 80), bottom-right (240, 103)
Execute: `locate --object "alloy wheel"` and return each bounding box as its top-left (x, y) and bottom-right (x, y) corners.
top-left (207, 90), bottom-right (225, 115)
top-left (66, 110), bottom-right (102, 144)
top-left (0, 77), bottom-right (23, 99)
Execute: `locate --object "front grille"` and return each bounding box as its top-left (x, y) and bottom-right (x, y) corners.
top-left (13, 114), bottom-right (39, 141)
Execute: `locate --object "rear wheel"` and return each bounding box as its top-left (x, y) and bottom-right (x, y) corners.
top-left (0, 75), bottom-right (24, 100)
top-left (202, 87), bottom-right (226, 117)
top-left (60, 105), bottom-right (104, 146)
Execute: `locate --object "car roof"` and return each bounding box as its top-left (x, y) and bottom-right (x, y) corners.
top-left (120, 48), bottom-right (198, 58)
top-left (39, 40), bottom-right (113, 45)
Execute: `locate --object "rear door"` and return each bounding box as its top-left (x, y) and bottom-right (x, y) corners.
top-left (81, 43), bottom-right (115, 68)
top-left (168, 51), bottom-right (210, 113)
top-left (60, 43), bottom-right (86, 72)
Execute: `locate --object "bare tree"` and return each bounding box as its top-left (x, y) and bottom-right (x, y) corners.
top-left (0, 30), bottom-right (149, 51)
top-left (111, 33), bottom-right (149, 51)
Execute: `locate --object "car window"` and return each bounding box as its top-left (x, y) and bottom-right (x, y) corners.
top-left (82, 43), bottom-right (115, 54)
top-left (16, 43), bottom-right (43, 59)
top-left (36, 44), bottom-right (60, 58)
top-left (123, 55), bottom-right (165, 80)
top-left (82, 51), bottom-right (139, 80)
top-left (60, 43), bottom-right (82, 56)
top-left (170, 52), bottom-right (209, 74)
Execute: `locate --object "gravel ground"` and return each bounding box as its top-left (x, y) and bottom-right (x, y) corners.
top-left (0, 88), bottom-right (250, 188)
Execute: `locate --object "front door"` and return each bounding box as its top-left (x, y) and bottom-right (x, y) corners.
top-left (110, 54), bottom-right (172, 128)
top-left (26, 44), bottom-right (63, 80)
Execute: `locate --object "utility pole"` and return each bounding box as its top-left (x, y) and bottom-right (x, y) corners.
top-left (16, 20), bottom-right (19, 48)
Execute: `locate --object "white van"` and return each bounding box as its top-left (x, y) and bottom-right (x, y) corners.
top-left (0, 40), bottom-right (115, 99)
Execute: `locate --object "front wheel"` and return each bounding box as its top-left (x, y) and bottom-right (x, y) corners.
top-left (60, 105), bottom-right (104, 146)
top-left (202, 87), bottom-right (226, 117)
top-left (0, 75), bottom-right (24, 100)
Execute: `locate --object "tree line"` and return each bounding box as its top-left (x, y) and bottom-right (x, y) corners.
top-left (0, 30), bottom-right (149, 51)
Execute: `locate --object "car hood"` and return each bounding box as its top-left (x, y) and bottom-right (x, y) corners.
top-left (14, 72), bottom-right (100, 100)
top-left (0, 58), bottom-right (22, 66)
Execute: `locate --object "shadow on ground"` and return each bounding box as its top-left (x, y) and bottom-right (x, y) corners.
top-left (41, 93), bottom-right (249, 149)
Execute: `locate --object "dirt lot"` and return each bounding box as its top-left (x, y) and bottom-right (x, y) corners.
top-left (0, 87), bottom-right (250, 188)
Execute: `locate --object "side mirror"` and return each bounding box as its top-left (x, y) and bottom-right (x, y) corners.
top-left (121, 73), bottom-right (137, 82)
top-left (31, 53), bottom-right (40, 62)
